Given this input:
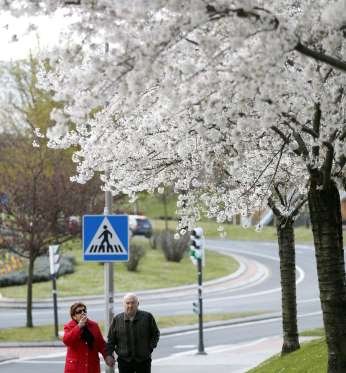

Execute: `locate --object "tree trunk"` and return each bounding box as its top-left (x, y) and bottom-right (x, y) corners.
top-left (276, 218), bottom-right (300, 354)
top-left (308, 180), bottom-right (346, 373)
top-left (163, 192), bottom-right (169, 231)
top-left (26, 251), bottom-right (34, 328)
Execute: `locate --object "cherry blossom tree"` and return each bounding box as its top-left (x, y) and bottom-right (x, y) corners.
top-left (268, 190), bottom-right (306, 354)
top-left (2, 1), bottom-right (346, 370)
top-left (1, 0), bottom-right (345, 140)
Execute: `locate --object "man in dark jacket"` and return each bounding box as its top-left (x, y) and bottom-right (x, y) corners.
top-left (105, 293), bottom-right (160, 373)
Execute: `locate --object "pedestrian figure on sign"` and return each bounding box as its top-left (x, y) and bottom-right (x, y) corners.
top-left (98, 225), bottom-right (112, 252)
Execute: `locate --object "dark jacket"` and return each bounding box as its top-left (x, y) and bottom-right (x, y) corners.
top-left (106, 310), bottom-right (160, 362)
top-left (63, 319), bottom-right (107, 373)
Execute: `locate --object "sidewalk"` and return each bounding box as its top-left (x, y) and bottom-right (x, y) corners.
top-left (153, 335), bottom-right (316, 373)
top-left (0, 335), bottom-right (283, 372)
top-left (152, 335), bottom-right (285, 373)
top-left (0, 315), bottom-right (283, 370)
top-left (0, 335), bottom-right (315, 372)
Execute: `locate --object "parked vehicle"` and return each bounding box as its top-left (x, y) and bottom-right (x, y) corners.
top-left (129, 215), bottom-right (153, 238)
top-left (67, 216), bottom-right (81, 235)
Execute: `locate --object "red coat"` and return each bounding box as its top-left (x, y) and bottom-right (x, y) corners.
top-left (63, 319), bottom-right (107, 373)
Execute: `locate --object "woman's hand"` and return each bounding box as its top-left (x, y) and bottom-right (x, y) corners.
top-left (105, 355), bottom-right (115, 367)
top-left (78, 315), bottom-right (88, 328)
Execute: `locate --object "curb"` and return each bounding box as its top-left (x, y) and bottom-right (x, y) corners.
top-left (0, 355), bottom-right (18, 363)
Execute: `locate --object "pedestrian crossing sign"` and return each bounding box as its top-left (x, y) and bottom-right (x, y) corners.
top-left (83, 215), bottom-right (129, 262)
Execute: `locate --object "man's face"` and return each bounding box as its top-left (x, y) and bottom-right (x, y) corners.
top-left (124, 296), bottom-right (138, 316)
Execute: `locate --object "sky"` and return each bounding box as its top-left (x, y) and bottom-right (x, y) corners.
top-left (0, 12), bottom-right (71, 62)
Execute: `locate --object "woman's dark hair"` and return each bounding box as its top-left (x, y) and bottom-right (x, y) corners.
top-left (70, 302), bottom-right (87, 318)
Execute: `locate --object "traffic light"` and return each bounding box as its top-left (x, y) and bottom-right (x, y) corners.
top-left (49, 245), bottom-right (61, 276)
top-left (190, 227), bottom-right (204, 263)
top-left (193, 301), bottom-right (200, 315)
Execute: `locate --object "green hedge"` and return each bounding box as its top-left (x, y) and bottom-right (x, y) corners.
top-left (0, 254), bottom-right (75, 287)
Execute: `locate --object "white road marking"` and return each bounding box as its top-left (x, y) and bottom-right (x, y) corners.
top-left (16, 360), bottom-right (64, 364)
top-left (161, 310), bottom-right (322, 338)
top-left (174, 344), bottom-right (196, 349)
top-left (154, 337), bottom-right (270, 363)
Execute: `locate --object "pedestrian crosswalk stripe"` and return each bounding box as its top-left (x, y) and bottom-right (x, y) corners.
top-left (89, 244), bottom-right (123, 253)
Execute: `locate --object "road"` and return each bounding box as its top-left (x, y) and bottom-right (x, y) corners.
top-left (0, 239), bottom-right (325, 372)
top-left (0, 239), bottom-right (321, 328)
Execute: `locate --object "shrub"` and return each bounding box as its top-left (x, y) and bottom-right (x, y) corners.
top-left (0, 254), bottom-right (75, 287)
top-left (159, 230), bottom-right (190, 262)
top-left (125, 244), bottom-right (145, 272)
top-left (148, 231), bottom-right (161, 250)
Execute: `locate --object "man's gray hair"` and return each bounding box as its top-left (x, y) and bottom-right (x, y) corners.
top-left (123, 292), bottom-right (139, 304)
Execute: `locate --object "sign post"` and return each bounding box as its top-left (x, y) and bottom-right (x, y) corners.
top-left (49, 244), bottom-right (60, 339)
top-left (83, 210), bottom-right (129, 373)
top-left (104, 190), bottom-right (113, 373)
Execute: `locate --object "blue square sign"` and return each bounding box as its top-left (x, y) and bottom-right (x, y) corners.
top-left (83, 215), bottom-right (129, 262)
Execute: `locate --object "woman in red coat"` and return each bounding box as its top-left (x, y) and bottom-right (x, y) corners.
top-left (63, 302), bottom-right (107, 373)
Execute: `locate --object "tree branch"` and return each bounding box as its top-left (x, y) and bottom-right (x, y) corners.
top-left (301, 125), bottom-right (318, 138)
top-left (312, 102), bottom-right (321, 158)
top-left (292, 131), bottom-right (309, 159)
top-left (270, 126), bottom-right (290, 143)
top-left (334, 154), bottom-right (346, 178)
top-left (295, 43), bottom-right (346, 73)
top-left (273, 182), bottom-right (286, 206)
top-left (322, 142), bottom-right (334, 189)
top-left (268, 197), bottom-right (282, 219)
top-left (291, 195), bottom-right (308, 219)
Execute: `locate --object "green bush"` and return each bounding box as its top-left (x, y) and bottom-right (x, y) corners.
top-left (0, 254), bottom-right (75, 287)
top-left (159, 230), bottom-right (190, 262)
top-left (148, 231), bottom-right (161, 250)
top-left (125, 244), bottom-right (145, 272)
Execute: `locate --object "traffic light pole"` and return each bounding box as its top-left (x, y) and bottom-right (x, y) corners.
top-left (51, 274), bottom-right (59, 338)
top-left (197, 256), bottom-right (206, 355)
top-left (49, 245), bottom-right (60, 339)
top-left (104, 189), bottom-right (114, 373)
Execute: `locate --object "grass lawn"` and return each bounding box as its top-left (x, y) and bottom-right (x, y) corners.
top-left (152, 219), bottom-right (314, 243)
top-left (248, 328), bottom-right (326, 373)
top-left (0, 311), bottom-right (263, 342)
top-left (0, 238), bottom-right (238, 299)
top-left (248, 337), bottom-right (327, 373)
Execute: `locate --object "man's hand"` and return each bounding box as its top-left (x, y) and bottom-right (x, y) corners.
top-left (105, 355), bottom-right (115, 367)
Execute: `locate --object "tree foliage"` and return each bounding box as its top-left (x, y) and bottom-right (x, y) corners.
top-left (0, 57), bottom-right (103, 327)
top-left (2, 2), bottom-right (346, 369)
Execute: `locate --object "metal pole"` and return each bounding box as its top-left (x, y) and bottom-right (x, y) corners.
top-left (52, 275), bottom-right (59, 338)
top-left (197, 257), bottom-right (206, 354)
top-left (104, 189), bottom-right (114, 373)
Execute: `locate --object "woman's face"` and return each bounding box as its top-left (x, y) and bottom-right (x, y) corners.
top-left (72, 306), bottom-right (87, 322)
